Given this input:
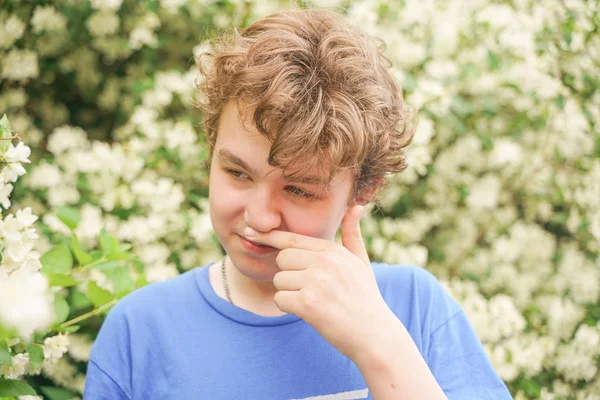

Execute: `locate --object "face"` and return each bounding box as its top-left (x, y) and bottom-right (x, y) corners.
top-left (209, 101), bottom-right (357, 282)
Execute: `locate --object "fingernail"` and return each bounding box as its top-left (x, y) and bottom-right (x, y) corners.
top-left (244, 227), bottom-right (257, 237)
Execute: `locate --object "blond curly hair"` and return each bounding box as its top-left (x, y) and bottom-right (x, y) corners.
top-left (196, 8), bottom-right (415, 201)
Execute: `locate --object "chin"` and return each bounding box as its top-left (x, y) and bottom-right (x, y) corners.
top-left (230, 253), bottom-right (280, 282)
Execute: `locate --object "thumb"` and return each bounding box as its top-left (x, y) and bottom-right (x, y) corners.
top-left (341, 205), bottom-right (370, 265)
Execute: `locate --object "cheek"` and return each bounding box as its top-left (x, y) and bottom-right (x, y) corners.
top-left (208, 171), bottom-right (244, 225)
top-left (283, 203), bottom-right (345, 240)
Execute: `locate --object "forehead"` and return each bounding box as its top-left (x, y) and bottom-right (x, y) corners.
top-left (215, 102), bottom-right (353, 188)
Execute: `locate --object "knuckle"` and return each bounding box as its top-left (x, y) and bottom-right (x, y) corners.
top-left (318, 251), bottom-right (335, 265)
top-left (273, 290), bottom-right (284, 307)
top-left (272, 272), bottom-right (282, 289)
top-left (301, 290), bottom-right (319, 311)
top-left (287, 236), bottom-right (298, 248)
top-left (275, 250), bottom-right (286, 265)
top-left (313, 270), bottom-right (329, 288)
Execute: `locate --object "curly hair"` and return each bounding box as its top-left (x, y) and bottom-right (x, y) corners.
top-left (196, 8), bottom-right (415, 201)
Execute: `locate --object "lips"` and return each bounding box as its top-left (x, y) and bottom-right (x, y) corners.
top-left (238, 234), bottom-right (277, 255)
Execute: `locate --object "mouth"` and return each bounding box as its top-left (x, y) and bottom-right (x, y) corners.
top-left (238, 234), bottom-right (278, 255)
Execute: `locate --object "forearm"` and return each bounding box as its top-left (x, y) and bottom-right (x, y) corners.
top-left (355, 318), bottom-right (447, 400)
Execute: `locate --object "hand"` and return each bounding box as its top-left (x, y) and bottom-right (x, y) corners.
top-left (244, 205), bottom-right (400, 363)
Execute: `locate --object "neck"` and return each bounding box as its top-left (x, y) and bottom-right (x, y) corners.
top-left (220, 256), bottom-right (285, 317)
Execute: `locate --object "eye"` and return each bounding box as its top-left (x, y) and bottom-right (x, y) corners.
top-left (285, 185), bottom-right (316, 200)
top-left (225, 169), bottom-right (250, 180)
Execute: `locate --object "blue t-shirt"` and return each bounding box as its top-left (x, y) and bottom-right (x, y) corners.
top-left (84, 263), bottom-right (512, 399)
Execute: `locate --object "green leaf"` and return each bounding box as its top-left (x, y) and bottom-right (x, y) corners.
top-left (0, 114), bottom-right (12, 153)
top-left (39, 386), bottom-right (78, 400)
top-left (50, 324), bottom-right (80, 334)
top-left (136, 274), bottom-right (149, 289)
top-left (0, 326), bottom-right (17, 342)
top-left (0, 378), bottom-right (36, 396)
top-left (450, 96), bottom-right (474, 118)
top-left (87, 281), bottom-right (114, 308)
top-left (89, 250), bottom-right (103, 261)
top-left (107, 251), bottom-right (133, 261)
top-left (99, 229), bottom-right (119, 256)
top-left (68, 289), bottom-right (93, 312)
top-left (0, 341), bottom-right (10, 367)
top-left (26, 343), bottom-right (44, 369)
top-left (56, 207), bottom-right (80, 230)
top-left (64, 325), bottom-right (80, 333)
top-left (71, 235), bottom-right (93, 265)
top-left (89, 261), bottom-right (122, 271)
top-left (46, 273), bottom-right (77, 287)
top-left (487, 50), bottom-right (502, 71)
top-left (103, 267), bottom-right (135, 298)
top-left (118, 243), bottom-right (132, 252)
top-left (54, 293), bottom-right (70, 324)
top-left (41, 243), bottom-right (74, 275)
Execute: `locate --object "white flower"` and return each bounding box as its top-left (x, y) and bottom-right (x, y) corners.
top-left (74, 204), bottom-right (104, 247)
top-left (27, 162), bottom-right (62, 188)
top-left (5, 142), bottom-right (32, 163)
top-left (412, 117), bottom-right (435, 146)
top-left (490, 139), bottom-right (523, 167)
top-left (0, 182), bottom-right (13, 209)
top-left (0, 15), bottom-right (26, 49)
top-left (42, 214), bottom-right (71, 236)
top-left (389, 37), bottom-right (426, 69)
top-left (431, 18), bottom-right (459, 57)
top-left (1, 49), bottom-right (39, 82)
top-left (466, 175), bottom-right (501, 210)
top-left (129, 27), bottom-right (158, 50)
top-left (31, 6), bottom-right (67, 33)
top-left (0, 353), bottom-right (30, 379)
top-left (161, 0), bottom-right (188, 14)
top-left (0, 213), bottom-right (29, 243)
top-left (164, 121), bottom-right (197, 149)
top-left (86, 11), bottom-right (120, 37)
top-left (16, 207), bottom-right (38, 227)
top-left (383, 242), bottom-right (429, 267)
top-left (590, 212), bottom-right (600, 241)
top-left (0, 268), bottom-right (54, 341)
top-left (1, 163), bottom-right (26, 183)
top-left (425, 60), bottom-right (459, 81)
top-left (43, 334), bottom-right (70, 364)
top-left (47, 185), bottom-right (81, 207)
top-left (67, 334), bottom-right (93, 362)
top-left (135, 243), bottom-right (171, 266)
top-left (145, 263), bottom-right (179, 282)
top-left (190, 213), bottom-right (214, 244)
top-left (47, 125), bottom-right (89, 155)
top-left (90, 0), bottom-right (123, 11)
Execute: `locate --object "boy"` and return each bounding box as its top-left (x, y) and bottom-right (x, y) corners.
top-left (84, 9), bottom-right (513, 399)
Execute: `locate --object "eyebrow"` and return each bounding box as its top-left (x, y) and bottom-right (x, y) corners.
top-left (217, 149), bottom-right (329, 186)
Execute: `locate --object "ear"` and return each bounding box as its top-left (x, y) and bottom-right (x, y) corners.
top-left (348, 177), bottom-right (383, 207)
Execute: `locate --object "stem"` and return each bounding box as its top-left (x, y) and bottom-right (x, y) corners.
top-left (72, 257), bottom-right (108, 273)
top-left (60, 299), bottom-right (118, 328)
top-left (0, 135), bottom-right (20, 140)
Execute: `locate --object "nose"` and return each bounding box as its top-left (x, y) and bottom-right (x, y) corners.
top-left (243, 185), bottom-right (282, 233)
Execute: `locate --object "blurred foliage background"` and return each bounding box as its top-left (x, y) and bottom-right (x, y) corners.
top-left (0, 0), bottom-right (599, 399)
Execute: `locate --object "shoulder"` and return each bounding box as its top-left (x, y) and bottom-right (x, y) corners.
top-left (105, 266), bottom-right (204, 323)
top-left (371, 262), bottom-right (449, 300)
top-left (370, 262), bottom-right (462, 334)
top-left (89, 266), bottom-right (205, 360)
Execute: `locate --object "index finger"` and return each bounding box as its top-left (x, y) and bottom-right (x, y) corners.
top-left (244, 227), bottom-right (333, 251)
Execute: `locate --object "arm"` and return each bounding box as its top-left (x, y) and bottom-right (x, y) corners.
top-left (84, 360), bottom-right (132, 400)
top-left (83, 302), bottom-right (133, 400)
top-left (354, 315), bottom-right (447, 400)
